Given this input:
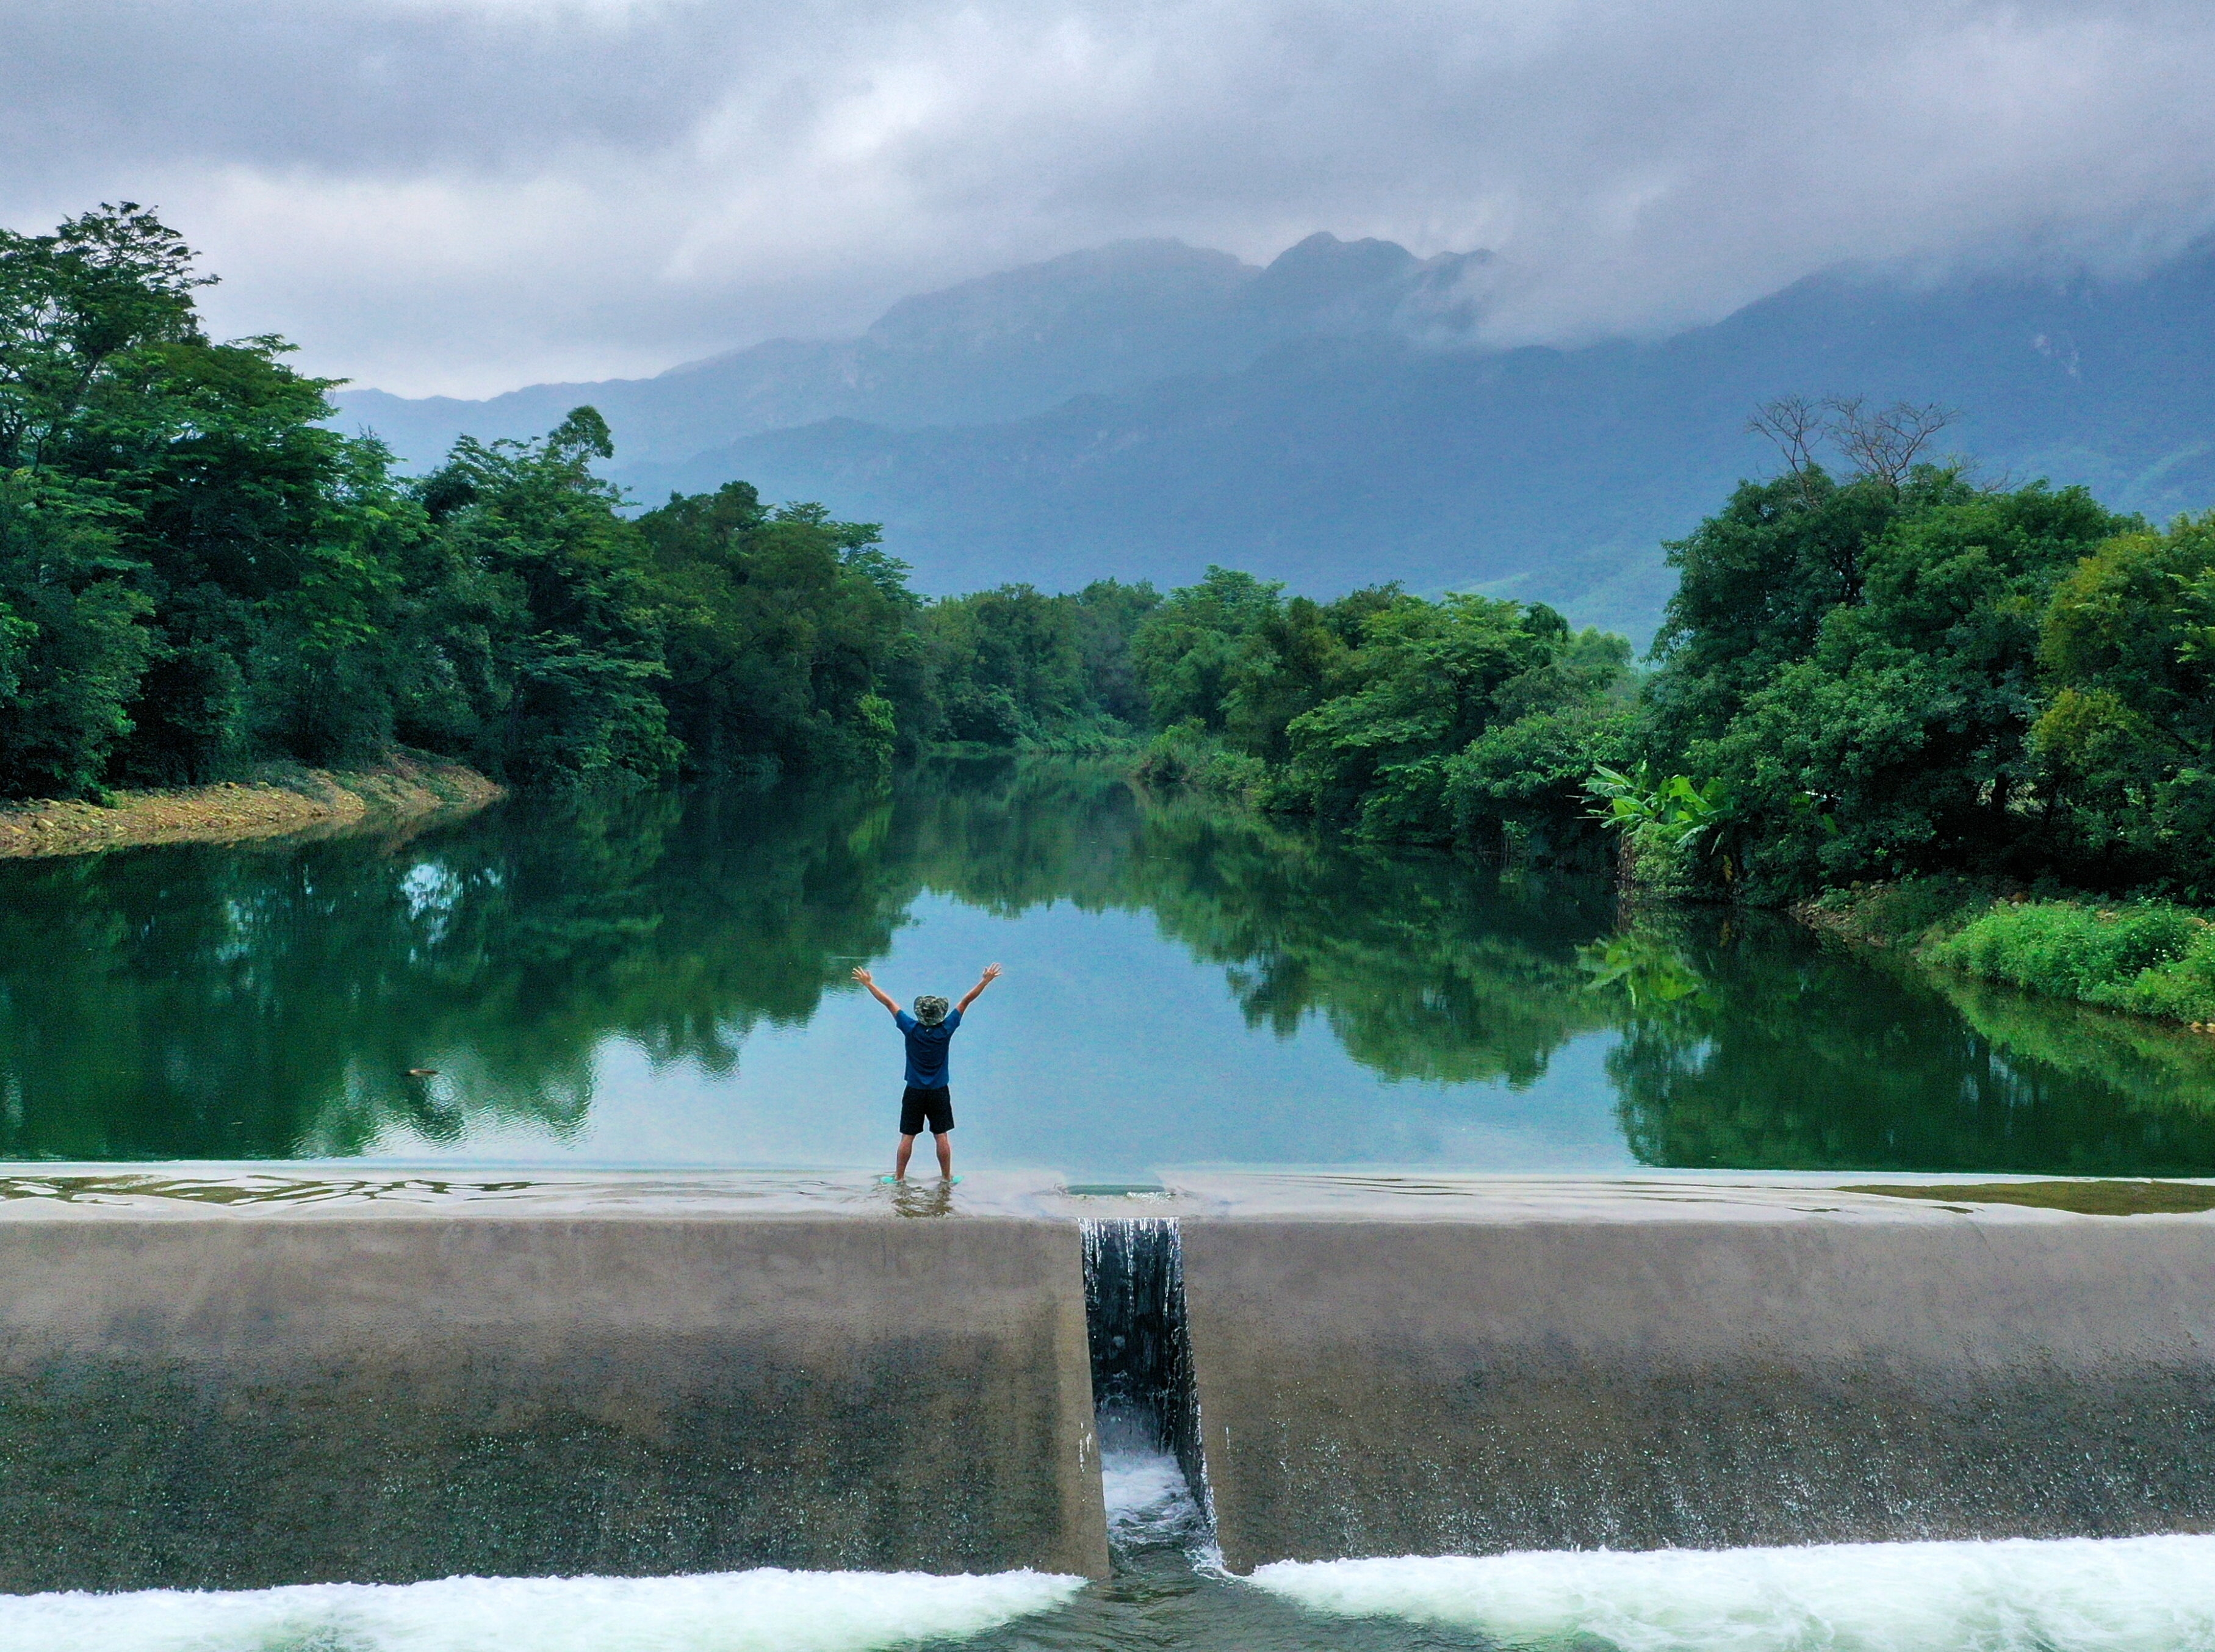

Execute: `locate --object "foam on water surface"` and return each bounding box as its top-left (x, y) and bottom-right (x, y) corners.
top-left (0, 1565), bottom-right (1086, 1652)
top-left (1100, 1443), bottom-right (1209, 1553)
top-left (1251, 1532), bottom-right (2215, 1652)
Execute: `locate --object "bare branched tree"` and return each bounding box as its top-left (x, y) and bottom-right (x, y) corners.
top-left (1746, 395), bottom-right (1824, 503)
top-left (1748, 395), bottom-right (1959, 500)
top-left (1823, 397), bottom-right (1954, 492)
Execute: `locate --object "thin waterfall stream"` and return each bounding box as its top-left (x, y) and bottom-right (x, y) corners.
top-left (1081, 1218), bottom-right (1214, 1560)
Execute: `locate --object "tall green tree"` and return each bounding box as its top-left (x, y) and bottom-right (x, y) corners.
top-left (2033, 512), bottom-right (2215, 891)
top-left (1652, 477), bottom-right (2134, 895)
top-left (412, 409), bottom-right (680, 784)
top-left (0, 203), bottom-right (428, 791)
top-left (0, 471), bottom-right (154, 796)
top-left (920, 578), bottom-right (1159, 746)
top-left (1129, 566), bottom-right (1287, 732)
top-left (635, 480), bottom-right (916, 777)
top-left (1644, 468), bottom-right (1922, 756)
top-left (1273, 593), bottom-right (1565, 839)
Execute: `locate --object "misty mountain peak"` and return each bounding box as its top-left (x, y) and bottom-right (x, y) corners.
top-left (1252, 232), bottom-right (1417, 299)
top-left (864, 240), bottom-right (1253, 355)
top-left (328, 234), bottom-right (2215, 651)
top-left (1242, 231), bottom-right (1494, 337)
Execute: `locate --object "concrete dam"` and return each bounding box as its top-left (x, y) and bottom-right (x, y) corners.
top-left (1, 1177), bottom-right (2213, 1592)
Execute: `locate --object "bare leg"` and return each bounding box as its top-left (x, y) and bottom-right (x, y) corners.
top-left (934, 1131), bottom-right (954, 1180)
top-left (895, 1133), bottom-right (917, 1180)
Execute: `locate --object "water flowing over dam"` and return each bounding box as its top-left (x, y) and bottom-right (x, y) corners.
top-left (14, 762), bottom-right (2215, 1651)
top-left (4, 1176), bottom-right (2215, 1612)
top-left (1176, 1211), bottom-right (2215, 1570)
top-left (1079, 1217), bottom-right (1208, 1527)
top-left (1069, 1197), bottom-right (2215, 1574)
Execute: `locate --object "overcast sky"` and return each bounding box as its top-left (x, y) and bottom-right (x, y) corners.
top-left (5, 0), bottom-right (2212, 398)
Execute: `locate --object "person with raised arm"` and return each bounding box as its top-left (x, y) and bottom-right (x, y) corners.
top-left (852, 962), bottom-right (1001, 1180)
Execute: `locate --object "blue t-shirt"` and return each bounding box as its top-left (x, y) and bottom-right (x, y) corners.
top-left (894, 1006), bottom-right (963, 1089)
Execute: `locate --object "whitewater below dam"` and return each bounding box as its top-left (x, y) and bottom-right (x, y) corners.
top-left (10, 1520), bottom-right (2215, 1651)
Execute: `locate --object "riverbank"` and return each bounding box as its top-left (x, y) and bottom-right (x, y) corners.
top-left (1801, 878), bottom-right (2215, 1029)
top-left (0, 757), bottom-right (504, 858)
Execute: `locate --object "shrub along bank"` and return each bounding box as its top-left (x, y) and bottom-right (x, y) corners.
top-left (1930, 902), bottom-right (2215, 1023)
top-left (1804, 880), bottom-right (2215, 1029)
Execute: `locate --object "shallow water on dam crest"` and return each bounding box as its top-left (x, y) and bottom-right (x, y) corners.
top-left (5, 755), bottom-right (2215, 1178)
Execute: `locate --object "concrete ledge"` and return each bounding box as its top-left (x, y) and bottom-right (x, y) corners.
top-left (1184, 1216), bottom-right (2215, 1571)
top-left (0, 1216), bottom-right (1107, 1591)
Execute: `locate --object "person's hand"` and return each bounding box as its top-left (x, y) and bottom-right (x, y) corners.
top-left (981, 963), bottom-right (1003, 983)
top-left (851, 967), bottom-right (874, 986)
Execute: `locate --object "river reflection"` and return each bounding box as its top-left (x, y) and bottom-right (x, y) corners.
top-left (2, 757), bottom-right (2214, 1175)
top-left (1599, 909), bottom-right (2215, 1175)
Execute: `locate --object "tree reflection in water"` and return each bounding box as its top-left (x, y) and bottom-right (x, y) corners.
top-left (1591, 909), bottom-right (2215, 1175)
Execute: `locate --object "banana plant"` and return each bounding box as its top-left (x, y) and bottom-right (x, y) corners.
top-left (1584, 763), bottom-right (1734, 857)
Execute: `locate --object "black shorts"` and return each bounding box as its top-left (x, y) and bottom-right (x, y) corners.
top-left (899, 1085), bottom-right (954, 1135)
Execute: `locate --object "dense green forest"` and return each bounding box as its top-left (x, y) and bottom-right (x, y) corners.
top-left (6, 206), bottom-right (2213, 937)
top-left (0, 206), bottom-right (1154, 797)
top-left (1127, 413), bottom-right (2215, 913)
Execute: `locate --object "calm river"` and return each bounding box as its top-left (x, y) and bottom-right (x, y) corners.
top-left (3, 754), bottom-right (2213, 1179)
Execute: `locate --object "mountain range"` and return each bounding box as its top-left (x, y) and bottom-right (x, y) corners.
top-left (333, 233), bottom-right (2215, 643)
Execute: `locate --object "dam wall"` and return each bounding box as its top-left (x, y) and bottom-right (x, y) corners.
top-left (7, 1186), bottom-right (2215, 1592)
top-left (0, 1214), bottom-right (1108, 1592)
top-left (1180, 1214), bottom-right (2215, 1572)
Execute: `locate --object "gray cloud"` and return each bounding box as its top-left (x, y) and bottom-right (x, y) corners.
top-left (4, 0), bottom-right (2210, 395)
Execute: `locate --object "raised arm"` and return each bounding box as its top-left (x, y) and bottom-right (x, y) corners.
top-left (956, 963), bottom-right (1003, 1014)
top-left (851, 967), bottom-right (901, 1017)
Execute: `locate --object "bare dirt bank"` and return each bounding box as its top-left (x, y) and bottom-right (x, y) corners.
top-left (0, 757), bottom-right (503, 858)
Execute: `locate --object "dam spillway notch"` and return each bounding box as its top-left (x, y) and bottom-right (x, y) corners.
top-left (1079, 1217), bottom-right (1212, 1551)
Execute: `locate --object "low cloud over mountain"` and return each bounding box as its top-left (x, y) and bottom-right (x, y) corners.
top-left (336, 233), bottom-right (1496, 469)
top-left (9, 0), bottom-right (2215, 396)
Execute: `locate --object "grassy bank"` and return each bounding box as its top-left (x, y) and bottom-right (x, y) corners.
top-left (1806, 879), bottom-right (2215, 1030)
top-left (0, 757), bottom-right (503, 859)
